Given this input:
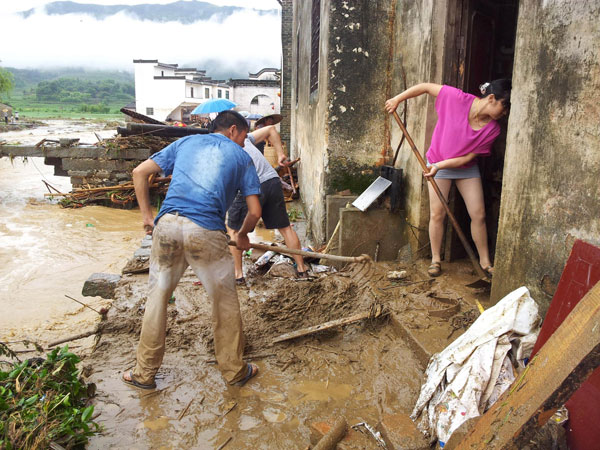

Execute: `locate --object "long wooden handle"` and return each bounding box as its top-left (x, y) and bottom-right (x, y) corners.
top-left (391, 111), bottom-right (488, 280)
top-left (228, 241), bottom-right (371, 263)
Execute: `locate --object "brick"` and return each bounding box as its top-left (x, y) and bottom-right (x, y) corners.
top-left (376, 413), bottom-right (429, 450)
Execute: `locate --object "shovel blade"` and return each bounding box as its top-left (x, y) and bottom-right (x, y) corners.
top-left (466, 277), bottom-right (491, 289)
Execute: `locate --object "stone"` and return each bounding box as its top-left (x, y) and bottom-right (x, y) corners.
top-left (140, 235), bottom-right (153, 248)
top-left (387, 270), bottom-right (408, 280)
top-left (133, 247), bottom-right (151, 259)
top-left (82, 273), bottom-right (121, 299)
top-left (122, 258), bottom-right (149, 274)
top-left (376, 413), bottom-right (429, 450)
top-left (267, 260), bottom-right (297, 278)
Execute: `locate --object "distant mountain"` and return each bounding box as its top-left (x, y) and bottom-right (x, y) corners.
top-left (19, 1), bottom-right (278, 24)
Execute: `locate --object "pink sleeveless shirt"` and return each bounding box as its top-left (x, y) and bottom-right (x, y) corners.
top-left (426, 85), bottom-right (500, 168)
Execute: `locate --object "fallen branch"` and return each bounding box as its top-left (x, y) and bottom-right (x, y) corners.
top-left (64, 294), bottom-right (104, 316)
top-left (273, 306), bottom-right (386, 344)
top-left (177, 395), bottom-right (202, 421)
top-left (216, 436), bottom-right (232, 450)
top-left (48, 330), bottom-right (97, 348)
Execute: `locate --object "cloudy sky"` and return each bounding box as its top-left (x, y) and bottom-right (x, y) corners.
top-left (0, 0), bottom-right (281, 78)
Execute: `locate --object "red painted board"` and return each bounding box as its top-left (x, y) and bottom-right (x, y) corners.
top-left (530, 239), bottom-right (600, 450)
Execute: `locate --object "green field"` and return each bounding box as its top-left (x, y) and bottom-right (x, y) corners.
top-left (1, 67), bottom-right (134, 120)
top-left (7, 96), bottom-right (126, 120)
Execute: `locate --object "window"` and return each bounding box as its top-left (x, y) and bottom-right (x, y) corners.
top-left (218, 89), bottom-right (222, 98)
top-left (310, 0), bottom-right (321, 94)
top-left (146, 107), bottom-right (154, 115)
top-left (190, 87), bottom-right (194, 98)
top-left (225, 90), bottom-right (229, 99)
top-left (205, 87), bottom-right (210, 98)
top-left (251, 96), bottom-right (259, 105)
top-left (161, 71), bottom-right (164, 77)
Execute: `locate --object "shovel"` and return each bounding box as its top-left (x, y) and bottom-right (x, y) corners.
top-left (391, 111), bottom-right (490, 288)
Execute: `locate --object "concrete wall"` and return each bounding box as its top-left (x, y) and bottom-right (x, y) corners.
top-left (148, 78), bottom-right (186, 121)
top-left (291, 0), bottom-right (446, 245)
top-left (491, 1), bottom-right (600, 313)
top-left (388, 0), bottom-right (445, 256)
top-left (293, 0), bottom-right (400, 244)
top-left (292, 0), bottom-right (331, 243)
top-left (232, 84), bottom-right (280, 116)
top-left (326, 0), bottom-right (395, 195)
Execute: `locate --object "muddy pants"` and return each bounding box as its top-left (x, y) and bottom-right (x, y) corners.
top-left (132, 213), bottom-right (247, 385)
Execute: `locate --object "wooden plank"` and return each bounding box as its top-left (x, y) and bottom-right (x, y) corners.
top-left (455, 281), bottom-right (600, 449)
top-left (272, 311), bottom-right (373, 344)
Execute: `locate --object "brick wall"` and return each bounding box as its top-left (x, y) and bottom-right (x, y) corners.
top-left (280, 0), bottom-right (293, 150)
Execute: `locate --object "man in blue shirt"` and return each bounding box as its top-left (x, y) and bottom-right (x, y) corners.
top-left (122, 111), bottom-right (262, 389)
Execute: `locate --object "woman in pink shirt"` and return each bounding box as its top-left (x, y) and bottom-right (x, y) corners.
top-left (385, 80), bottom-right (511, 277)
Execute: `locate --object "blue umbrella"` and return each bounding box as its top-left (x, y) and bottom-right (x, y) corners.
top-left (191, 99), bottom-right (237, 114)
top-left (246, 113), bottom-right (263, 120)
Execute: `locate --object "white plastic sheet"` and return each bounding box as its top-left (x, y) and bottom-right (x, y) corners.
top-left (410, 286), bottom-right (540, 447)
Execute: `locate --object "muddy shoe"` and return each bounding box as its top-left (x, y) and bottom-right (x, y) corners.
top-left (234, 363), bottom-right (259, 387)
top-left (295, 269), bottom-right (311, 280)
top-left (122, 370), bottom-right (156, 390)
top-left (427, 262), bottom-right (442, 277)
top-left (481, 266), bottom-right (494, 278)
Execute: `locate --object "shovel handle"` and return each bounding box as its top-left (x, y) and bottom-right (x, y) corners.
top-left (228, 241), bottom-right (371, 264)
top-left (391, 111), bottom-right (489, 280)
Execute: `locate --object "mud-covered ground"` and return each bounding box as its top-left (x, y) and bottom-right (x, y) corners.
top-left (81, 246), bottom-right (488, 449)
top-left (1, 119), bottom-right (492, 448)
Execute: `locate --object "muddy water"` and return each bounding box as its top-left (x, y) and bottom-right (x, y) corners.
top-left (0, 119), bottom-right (119, 146)
top-left (0, 121), bottom-right (142, 344)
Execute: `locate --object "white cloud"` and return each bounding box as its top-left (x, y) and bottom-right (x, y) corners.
top-left (4, 0), bottom-right (279, 14)
top-left (0, 1), bottom-right (281, 76)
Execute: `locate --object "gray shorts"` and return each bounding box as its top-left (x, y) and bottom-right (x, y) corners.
top-left (427, 160), bottom-right (480, 179)
top-left (227, 177), bottom-right (290, 231)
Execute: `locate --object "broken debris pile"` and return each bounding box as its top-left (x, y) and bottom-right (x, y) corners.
top-left (46, 175), bottom-right (170, 208)
top-left (411, 286), bottom-right (540, 446)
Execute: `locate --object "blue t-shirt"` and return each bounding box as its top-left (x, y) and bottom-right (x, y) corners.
top-left (151, 133), bottom-right (261, 231)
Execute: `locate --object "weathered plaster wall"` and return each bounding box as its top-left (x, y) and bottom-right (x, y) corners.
top-left (326, 1), bottom-right (395, 195)
top-left (292, 0), bottom-right (331, 243)
top-left (491, 1), bottom-right (600, 313)
top-left (388, 0), bottom-right (443, 255)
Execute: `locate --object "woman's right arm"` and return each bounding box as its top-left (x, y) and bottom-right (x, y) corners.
top-left (385, 83), bottom-right (443, 113)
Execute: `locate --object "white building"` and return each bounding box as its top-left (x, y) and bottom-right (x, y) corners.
top-left (133, 60), bottom-right (280, 122)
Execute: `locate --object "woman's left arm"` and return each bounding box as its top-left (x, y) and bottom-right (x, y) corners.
top-left (424, 153), bottom-right (478, 177)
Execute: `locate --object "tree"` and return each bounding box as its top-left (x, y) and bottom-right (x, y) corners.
top-left (0, 68), bottom-right (14, 99)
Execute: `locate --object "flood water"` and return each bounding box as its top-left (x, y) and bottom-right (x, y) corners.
top-left (0, 121), bottom-right (141, 343)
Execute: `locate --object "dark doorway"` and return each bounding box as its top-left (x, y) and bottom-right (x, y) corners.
top-left (441, 0), bottom-right (519, 264)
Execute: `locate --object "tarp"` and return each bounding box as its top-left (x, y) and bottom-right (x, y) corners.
top-left (411, 286), bottom-right (540, 447)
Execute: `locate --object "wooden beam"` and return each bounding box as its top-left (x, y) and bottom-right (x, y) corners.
top-left (455, 281), bottom-right (600, 449)
top-left (273, 309), bottom-right (384, 344)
